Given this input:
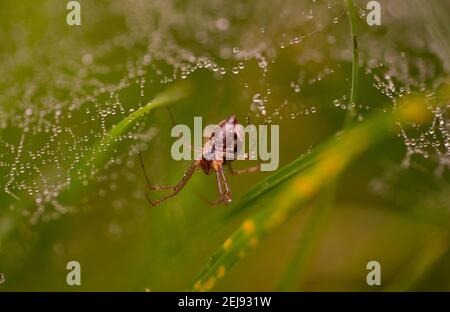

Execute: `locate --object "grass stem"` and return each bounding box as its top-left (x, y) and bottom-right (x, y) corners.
top-left (277, 1), bottom-right (360, 290)
top-left (344, 0), bottom-right (359, 128)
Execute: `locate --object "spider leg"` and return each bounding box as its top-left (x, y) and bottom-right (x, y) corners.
top-left (218, 166), bottom-right (231, 199)
top-left (139, 153), bottom-right (199, 206)
top-left (216, 168), bottom-right (223, 197)
top-left (145, 161), bottom-right (199, 206)
top-left (165, 106), bottom-right (176, 129)
top-left (227, 163), bottom-right (260, 176)
top-left (210, 166), bottom-right (232, 206)
top-left (165, 107), bottom-right (200, 157)
top-left (160, 109), bottom-right (203, 156)
top-left (144, 192), bottom-right (154, 206)
top-left (138, 151), bottom-right (152, 186)
top-left (138, 151), bottom-right (175, 190)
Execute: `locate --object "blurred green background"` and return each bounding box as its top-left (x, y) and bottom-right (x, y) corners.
top-left (0, 0), bottom-right (449, 291)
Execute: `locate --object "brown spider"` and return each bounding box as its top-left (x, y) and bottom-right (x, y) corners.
top-left (139, 115), bottom-right (260, 206)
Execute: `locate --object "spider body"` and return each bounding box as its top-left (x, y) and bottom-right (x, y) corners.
top-left (139, 116), bottom-right (259, 206)
top-left (199, 115), bottom-right (242, 174)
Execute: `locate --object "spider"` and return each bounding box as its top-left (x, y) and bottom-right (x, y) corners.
top-left (139, 115), bottom-right (260, 206)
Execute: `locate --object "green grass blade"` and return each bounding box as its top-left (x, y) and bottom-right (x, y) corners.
top-left (189, 95), bottom-right (431, 292)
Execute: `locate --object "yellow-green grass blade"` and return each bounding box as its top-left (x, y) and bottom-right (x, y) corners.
top-left (385, 230), bottom-right (448, 291)
top-left (189, 95), bottom-right (432, 292)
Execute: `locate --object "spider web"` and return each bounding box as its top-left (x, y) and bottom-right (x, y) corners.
top-left (0, 0), bottom-right (448, 225)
